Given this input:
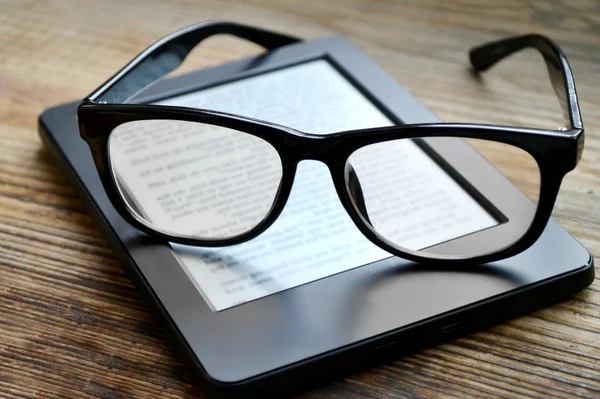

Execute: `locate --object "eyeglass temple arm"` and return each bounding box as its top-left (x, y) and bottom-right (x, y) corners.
top-left (87, 21), bottom-right (300, 104)
top-left (469, 34), bottom-right (582, 131)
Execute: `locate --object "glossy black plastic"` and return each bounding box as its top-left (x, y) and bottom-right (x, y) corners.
top-left (42, 34), bottom-right (594, 397)
top-left (78, 21), bottom-right (584, 264)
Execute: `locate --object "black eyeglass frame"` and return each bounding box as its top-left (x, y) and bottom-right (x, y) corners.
top-left (77, 21), bottom-right (584, 264)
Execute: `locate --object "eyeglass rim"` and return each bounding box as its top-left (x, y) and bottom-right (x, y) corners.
top-left (79, 102), bottom-right (580, 264)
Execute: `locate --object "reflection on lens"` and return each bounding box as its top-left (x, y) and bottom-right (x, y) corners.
top-left (345, 137), bottom-right (540, 258)
top-left (464, 138), bottom-right (540, 204)
top-left (109, 120), bottom-right (283, 240)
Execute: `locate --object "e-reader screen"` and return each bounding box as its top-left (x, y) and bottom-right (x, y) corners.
top-left (110, 59), bottom-right (498, 311)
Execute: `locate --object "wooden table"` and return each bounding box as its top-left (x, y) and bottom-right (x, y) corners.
top-left (1, 1), bottom-right (599, 398)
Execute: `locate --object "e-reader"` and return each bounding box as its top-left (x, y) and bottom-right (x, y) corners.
top-left (38, 35), bottom-right (594, 398)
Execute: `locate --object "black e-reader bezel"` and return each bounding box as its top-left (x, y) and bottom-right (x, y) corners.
top-left (39, 36), bottom-right (594, 398)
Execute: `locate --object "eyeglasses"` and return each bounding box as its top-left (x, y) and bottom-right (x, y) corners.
top-left (78, 21), bottom-right (584, 264)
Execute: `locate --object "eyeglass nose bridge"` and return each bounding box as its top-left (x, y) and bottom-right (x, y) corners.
top-left (291, 132), bottom-right (347, 164)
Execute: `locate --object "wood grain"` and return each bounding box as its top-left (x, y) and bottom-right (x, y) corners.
top-left (1, 0), bottom-right (599, 398)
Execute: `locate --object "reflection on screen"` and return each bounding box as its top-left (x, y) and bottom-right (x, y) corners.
top-left (110, 60), bottom-right (497, 311)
